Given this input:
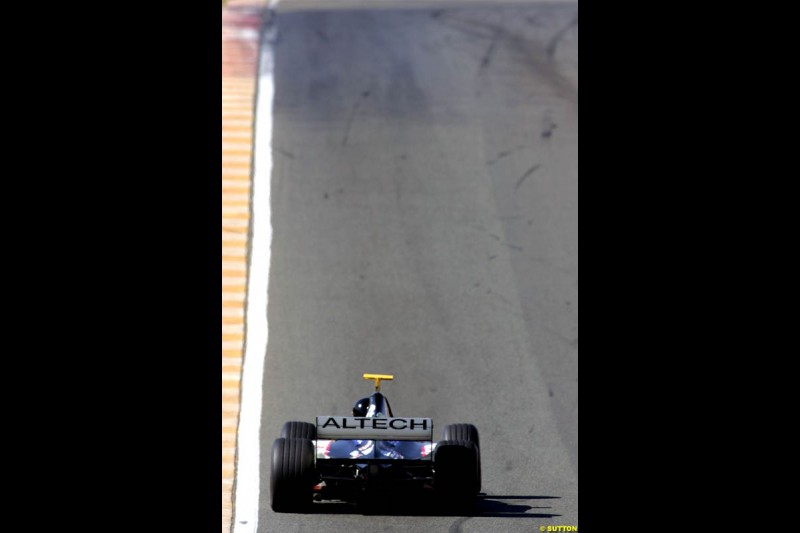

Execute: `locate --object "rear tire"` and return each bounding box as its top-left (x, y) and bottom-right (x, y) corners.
top-left (433, 439), bottom-right (480, 512)
top-left (270, 437), bottom-right (315, 512)
top-left (279, 421), bottom-right (317, 440)
top-left (441, 424), bottom-right (481, 492)
top-left (441, 423), bottom-right (479, 449)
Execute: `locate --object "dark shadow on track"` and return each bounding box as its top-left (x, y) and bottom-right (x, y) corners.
top-left (297, 493), bottom-right (562, 517)
top-left (478, 494), bottom-right (561, 518)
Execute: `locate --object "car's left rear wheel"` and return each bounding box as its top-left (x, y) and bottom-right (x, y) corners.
top-left (279, 421), bottom-right (317, 440)
top-left (270, 437), bottom-right (315, 512)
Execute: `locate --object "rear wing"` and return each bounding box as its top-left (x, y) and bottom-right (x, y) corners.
top-left (316, 416), bottom-right (433, 441)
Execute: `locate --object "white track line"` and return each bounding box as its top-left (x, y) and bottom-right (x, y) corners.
top-left (232, 9), bottom-right (277, 533)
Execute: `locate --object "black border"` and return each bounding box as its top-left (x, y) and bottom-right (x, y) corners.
top-left (29, 2), bottom-right (224, 529)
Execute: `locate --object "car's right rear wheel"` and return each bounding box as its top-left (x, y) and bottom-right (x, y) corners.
top-left (441, 424), bottom-right (481, 492)
top-left (433, 439), bottom-right (480, 512)
top-left (441, 423), bottom-right (480, 449)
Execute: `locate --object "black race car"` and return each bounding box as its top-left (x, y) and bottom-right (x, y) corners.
top-left (270, 373), bottom-right (481, 512)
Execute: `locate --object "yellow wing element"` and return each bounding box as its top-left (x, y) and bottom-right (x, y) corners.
top-left (363, 373), bottom-right (394, 392)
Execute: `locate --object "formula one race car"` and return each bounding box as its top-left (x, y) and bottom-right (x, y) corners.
top-left (270, 373), bottom-right (481, 512)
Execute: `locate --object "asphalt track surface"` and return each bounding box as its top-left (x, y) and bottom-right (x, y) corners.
top-left (257, 3), bottom-right (578, 531)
